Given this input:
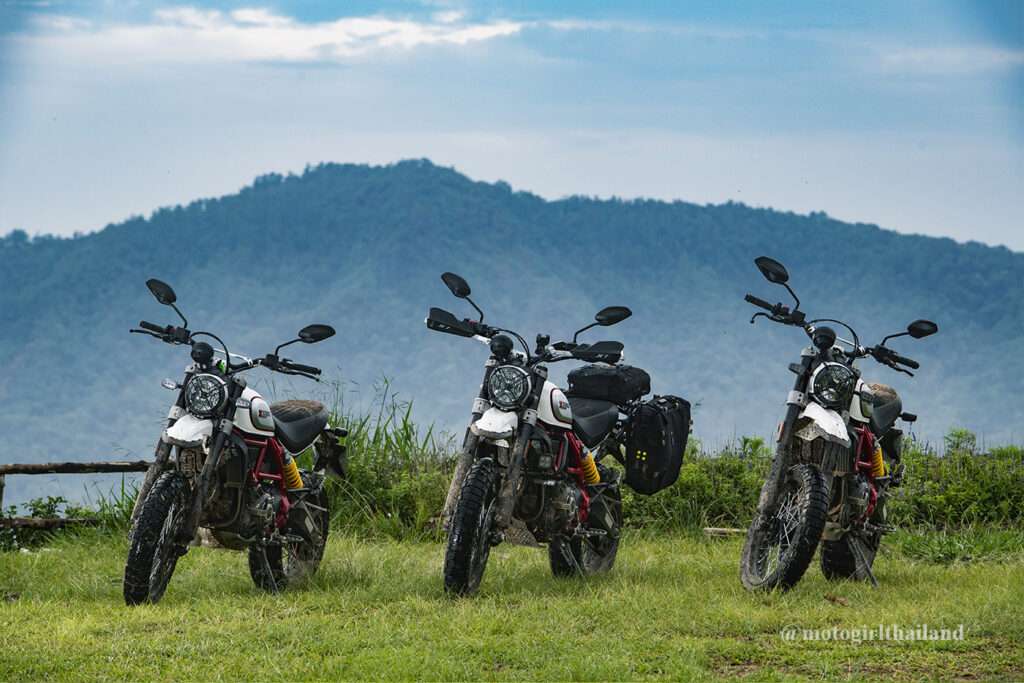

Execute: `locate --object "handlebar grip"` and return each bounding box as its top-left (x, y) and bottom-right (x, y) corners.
top-left (284, 361), bottom-right (321, 375)
top-left (744, 294), bottom-right (774, 311)
top-left (139, 320), bottom-right (165, 334)
top-left (892, 353), bottom-right (919, 370)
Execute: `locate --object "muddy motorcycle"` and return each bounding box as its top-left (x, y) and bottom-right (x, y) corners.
top-left (429, 273), bottom-right (688, 596)
top-left (739, 257), bottom-right (938, 591)
top-left (124, 279), bottom-right (347, 605)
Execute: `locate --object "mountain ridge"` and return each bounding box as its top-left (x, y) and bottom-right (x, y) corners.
top-left (1, 159), bottom-right (1021, 504)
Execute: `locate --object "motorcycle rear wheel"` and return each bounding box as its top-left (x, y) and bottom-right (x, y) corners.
top-left (444, 458), bottom-right (497, 596)
top-left (249, 473), bottom-right (330, 592)
top-left (740, 464), bottom-right (828, 591)
top-left (549, 480), bottom-right (623, 577)
top-left (821, 532), bottom-right (881, 581)
top-left (123, 471), bottom-right (190, 605)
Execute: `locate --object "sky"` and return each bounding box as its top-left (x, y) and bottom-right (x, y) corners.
top-left (1, 1), bottom-right (1021, 250)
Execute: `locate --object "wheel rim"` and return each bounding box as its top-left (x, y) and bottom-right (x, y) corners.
top-left (467, 497), bottom-right (496, 592)
top-left (756, 481), bottom-right (801, 579)
top-left (148, 486), bottom-right (188, 601)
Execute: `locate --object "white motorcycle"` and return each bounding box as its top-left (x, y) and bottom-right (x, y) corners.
top-left (427, 272), bottom-right (688, 596)
top-left (739, 257), bottom-right (938, 591)
top-left (124, 278), bottom-right (346, 605)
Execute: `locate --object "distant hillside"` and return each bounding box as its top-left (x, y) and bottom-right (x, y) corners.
top-left (1, 160), bottom-right (1021, 504)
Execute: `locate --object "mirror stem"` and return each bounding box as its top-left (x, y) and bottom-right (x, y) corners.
top-left (274, 337), bottom-right (300, 357)
top-left (573, 322), bottom-right (598, 343)
top-left (782, 283), bottom-right (800, 312)
top-left (465, 296), bottom-right (484, 323)
top-left (170, 303), bottom-right (188, 328)
top-left (880, 331), bottom-right (909, 347)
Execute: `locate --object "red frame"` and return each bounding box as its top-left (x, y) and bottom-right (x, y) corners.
top-left (852, 425), bottom-right (879, 521)
top-left (241, 430), bottom-right (291, 529)
top-left (559, 430), bottom-right (591, 524)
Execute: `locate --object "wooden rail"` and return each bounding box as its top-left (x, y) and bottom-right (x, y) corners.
top-left (0, 460), bottom-right (152, 530)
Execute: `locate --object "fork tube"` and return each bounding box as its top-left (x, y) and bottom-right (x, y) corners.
top-left (442, 360), bottom-right (497, 527)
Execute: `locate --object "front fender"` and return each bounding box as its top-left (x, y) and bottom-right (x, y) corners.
top-left (795, 402), bottom-right (851, 446)
top-left (471, 407), bottom-right (518, 440)
top-left (162, 413), bottom-right (214, 448)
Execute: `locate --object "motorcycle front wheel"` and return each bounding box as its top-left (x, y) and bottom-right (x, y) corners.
top-left (123, 471), bottom-right (190, 605)
top-left (740, 464), bottom-right (828, 591)
top-left (444, 458), bottom-right (497, 596)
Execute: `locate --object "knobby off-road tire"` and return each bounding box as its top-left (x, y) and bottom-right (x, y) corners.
top-left (249, 473), bottom-right (331, 592)
top-left (124, 471), bottom-right (190, 605)
top-left (549, 480), bottom-right (623, 577)
top-left (821, 533), bottom-right (881, 581)
top-left (740, 464), bottom-right (829, 591)
top-left (444, 458), bottom-right (497, 596)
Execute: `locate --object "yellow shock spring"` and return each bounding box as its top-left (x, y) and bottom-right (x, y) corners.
top-left (580, 449), bottom-right (601, 485)
top-left (282, 454), bottom-right (304, 490)
top-left (869, 445), bottom-right (886, 478)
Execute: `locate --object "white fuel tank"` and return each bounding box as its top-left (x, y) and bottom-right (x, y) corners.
top-left (234, 386), bottom-right (276, 437)
top-left (537, 380), bottom-right (573, 429)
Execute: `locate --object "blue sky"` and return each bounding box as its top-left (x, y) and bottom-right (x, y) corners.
top-left (1, 1), bottom-right (1021, 249)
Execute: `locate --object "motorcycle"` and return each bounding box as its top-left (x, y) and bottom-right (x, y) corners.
top-left (427, 272), bottom-right (642, 596)
top-left (739, 256), bottom-right (937, 591)
top-left (123, 278), bottom-right (347, 605)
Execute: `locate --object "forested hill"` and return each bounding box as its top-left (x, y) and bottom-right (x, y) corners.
top-left (1, 160), bottom-right (1021, 503)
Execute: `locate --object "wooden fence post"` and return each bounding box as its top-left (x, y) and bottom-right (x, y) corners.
top-left (0, 474), bottom-right (5, 510)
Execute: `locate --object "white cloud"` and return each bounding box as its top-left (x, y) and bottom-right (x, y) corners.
top-left (22, 6), bottom-right (524, 64)
top-left (879, 46), bottom-right (1024, 75)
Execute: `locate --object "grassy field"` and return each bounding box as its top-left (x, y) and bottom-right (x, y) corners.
top-left (1, 532), bottom-right (1022, 682)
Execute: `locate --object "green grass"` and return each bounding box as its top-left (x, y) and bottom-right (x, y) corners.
top-left (1, 532), bottom-right (1022, 681)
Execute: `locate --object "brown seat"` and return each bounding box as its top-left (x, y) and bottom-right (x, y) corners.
top-left (270, 400), bottom-right (328, 453)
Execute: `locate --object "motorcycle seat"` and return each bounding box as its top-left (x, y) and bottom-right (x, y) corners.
top-left (271, 400), bottom-right (329, 453)
top-left (868, 385), bottom-right (903, 437)
top-left (568, 396), bottom-right (619, 448)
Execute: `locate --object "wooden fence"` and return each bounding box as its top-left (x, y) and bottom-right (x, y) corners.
top-left (0, 460), bottom-right (151, 529)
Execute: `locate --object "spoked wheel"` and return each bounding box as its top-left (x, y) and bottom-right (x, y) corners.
top-left (444, 458), bottom-right (498, 597)
top-left (550, 479), bottom-right (623, 577)
top-left (740, 464), bottom-right (828, 591)
top-left (124, 471), bottom-right (190, 605)
top-left (249, 473), bottom-right (330, 592)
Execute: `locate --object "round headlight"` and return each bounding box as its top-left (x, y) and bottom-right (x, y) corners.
top-left (811, 362), bottom-right (856, 409)
top-left (184, 373), bottom-right (227, 418)
top-left (487, 365), bottom-right (531, 410)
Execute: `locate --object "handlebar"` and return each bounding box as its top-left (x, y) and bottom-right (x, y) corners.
top-left (139, 320), bottom-right (166, 334)
top-left (744, 294), bottom-right (774, 312)
top-left (281, 359), bottom-right (322, 376)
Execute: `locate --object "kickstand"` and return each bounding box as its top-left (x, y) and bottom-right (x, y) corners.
top-left (258, 545), bottom-right (279, 593)
top-left (849, 536), bottom-right (879, 588)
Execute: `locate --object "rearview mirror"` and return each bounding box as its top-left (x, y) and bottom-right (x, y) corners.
top-left (754, 256), bottom-right (789, 285)
top-left (596, 306), bottom-right (632, 326)
top-left (441, 272), bottom-right (471, 299)
top-left (907, 319), bottom-right (938, 339)
top-left (299, 324), bottom-right (335, 344)
top-left (146, 279), bottom-right (177, 305)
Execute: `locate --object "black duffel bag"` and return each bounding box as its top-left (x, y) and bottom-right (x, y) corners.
top-left (624, 395), bottom-right (690, 495)
top-left (566, 364), bottom-right (651, 405)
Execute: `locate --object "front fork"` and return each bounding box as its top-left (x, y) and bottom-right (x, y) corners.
top-left (754, 350), bottom-right (815, 524)
top-left (442, 361), bottom-right (496, 529)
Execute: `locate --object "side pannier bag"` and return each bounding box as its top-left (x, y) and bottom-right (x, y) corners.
top-left (624, 395), bottom-right (690, 495)
top-left (566, 364), bottom-right (651, 405)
